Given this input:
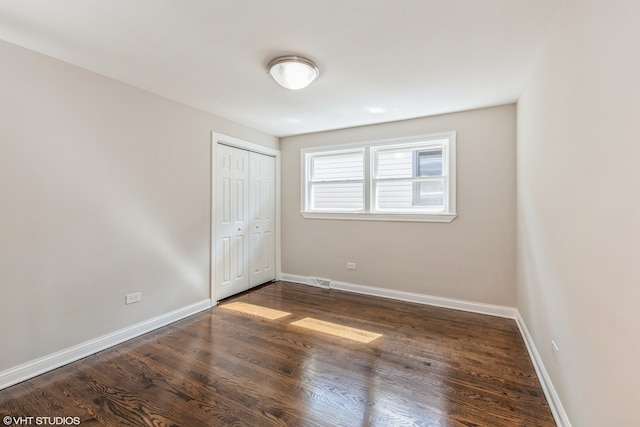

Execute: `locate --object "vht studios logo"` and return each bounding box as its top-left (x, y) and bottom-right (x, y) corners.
top-left (3, 416), bottom-right (81, 426)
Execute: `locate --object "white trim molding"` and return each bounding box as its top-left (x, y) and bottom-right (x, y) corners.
top-left (331, 280), bottom-right (516, 318)
top-left (300, 211), bottom-right (456, 223)
top-left (515, 312), bottom-right (572, 427)
top-left (0, 299), bottom-right (212, 391)
top-left (280, 274), bottom-right (516, 318)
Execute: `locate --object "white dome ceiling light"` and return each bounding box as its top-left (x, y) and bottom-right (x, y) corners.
top-left (267, 56), bottom-right (319, 90)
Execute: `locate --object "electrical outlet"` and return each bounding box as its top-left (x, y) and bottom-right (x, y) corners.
top-left (126, 292), bottom-right (142, 305)
top-left (347, 262), bottom-right (356, 270)
top-left (551, 341), bottom-right (559, 364)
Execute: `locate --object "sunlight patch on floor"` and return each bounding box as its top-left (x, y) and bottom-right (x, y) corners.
top-left (290, 317), bottom-right (382, 343)
top-left (220, 302), bottom-right (291, 320)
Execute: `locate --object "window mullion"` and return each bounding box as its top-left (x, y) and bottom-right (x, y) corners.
top-left (306, 153), bottom-right (312, 212)
top-left (364, 147), bottom-right (371, 213)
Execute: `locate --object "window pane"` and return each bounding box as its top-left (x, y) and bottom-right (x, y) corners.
top-left (311, 151), bottom-right (363, 181)
top-left (375, 181), bottom-right (413, 209)
top-left (311, 182), bottom-right (363, 210)
top-left (416, 149), bottom-right (443, 177)
top-left (376, 149), bottom-right (413, 179)
top-left (414, 180), bottom-right (444, 207)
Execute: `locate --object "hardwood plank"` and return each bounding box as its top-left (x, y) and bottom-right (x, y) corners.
top-left (0, 282), bottom-right (555, 426)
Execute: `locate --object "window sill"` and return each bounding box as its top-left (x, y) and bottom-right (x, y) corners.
top-left (300, 211), bottom-right (457, 223)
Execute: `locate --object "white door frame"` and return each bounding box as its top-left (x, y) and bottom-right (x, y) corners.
top-left (211, 132), bottom-right (281, 304)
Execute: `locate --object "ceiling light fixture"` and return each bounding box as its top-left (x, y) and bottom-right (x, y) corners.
top-left (267, 56), bottom-right (319, 90)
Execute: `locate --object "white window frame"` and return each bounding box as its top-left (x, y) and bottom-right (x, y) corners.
top-left (300, 132), bottom-right (456, 223)
top-left (304, 148), bottom-right (365, 212)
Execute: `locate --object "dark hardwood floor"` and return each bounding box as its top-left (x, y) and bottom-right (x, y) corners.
top-left (0, 282), bottom-right (555, 426)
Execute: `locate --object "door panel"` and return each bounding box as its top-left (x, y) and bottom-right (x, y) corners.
top-left (215, 145), bottom-right (250, 300)
top-left (221, 237), bottom-right (230, 284)
top-left (249, 152), bottom-right (276, 286)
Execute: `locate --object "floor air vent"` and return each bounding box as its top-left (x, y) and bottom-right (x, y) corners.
top-left (308, 277), bottom-right (331, 288)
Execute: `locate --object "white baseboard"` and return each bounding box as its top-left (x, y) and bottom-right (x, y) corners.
top-left (332, 280), bottom-right (518, 318)
top-left (0, 299), bottom-right (212, 391)
top-left (279, 273), bottom-right (308, 285)
top-left (280, 273), bottom-right (517, 318)
top-left (515, 312), bottom-right (572, 427)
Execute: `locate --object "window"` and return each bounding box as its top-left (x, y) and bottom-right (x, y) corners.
top-left (307, 149), bottom-right (364, 211)
top-left (301, 132), bottom-right (456, 222)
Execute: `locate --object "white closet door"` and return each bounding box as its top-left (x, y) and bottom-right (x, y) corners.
top-left (249, 152), bottom-right (276, 286)
top-left (215, 145), bottom-right (276, 301)
top-left (215, 145), bottom-right (250, 300)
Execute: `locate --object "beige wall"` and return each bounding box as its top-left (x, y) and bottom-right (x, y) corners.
top-left (517, 0), bottom-right (640, 425)
top-left (281, 105), bottom-right (516, 306)
top-left (0, 39), bottom-right (277, 372)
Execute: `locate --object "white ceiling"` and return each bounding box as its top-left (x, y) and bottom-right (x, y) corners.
top-left (0, 0), bottom-right (561, 137)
